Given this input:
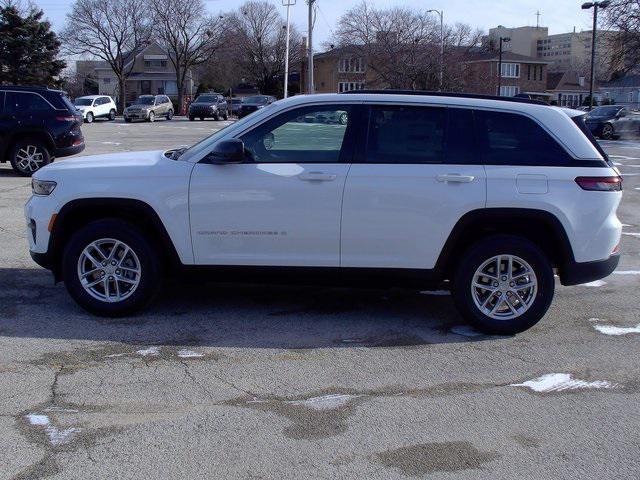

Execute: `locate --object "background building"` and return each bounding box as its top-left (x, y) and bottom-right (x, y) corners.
top-left (463, 52), bottom-right (550, 98)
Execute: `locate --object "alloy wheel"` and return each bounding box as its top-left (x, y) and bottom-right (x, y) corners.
top-left (471, 254), bottom-right (537, 320)
top-left (15, 145), bottom-right (45, 173)
top-left (77, 238), bottom-right (142, 303)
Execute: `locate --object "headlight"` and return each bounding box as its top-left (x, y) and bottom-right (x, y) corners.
top-left (32, 179), bottom-right (57, 195)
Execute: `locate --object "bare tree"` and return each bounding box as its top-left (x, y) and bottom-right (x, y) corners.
top-left (603, 0), bottom-right (640, 75)
top-left (60, 0), bottom-right (150, 112)
top-left (334, 1), bottom-right (480, 91)
top-left (226, 1), bottom-right (302, 96)
top-left (149, 0), bottom-right (225, 113)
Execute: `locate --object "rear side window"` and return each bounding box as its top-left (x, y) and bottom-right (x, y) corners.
top-left (474, 110), bottom-right (571, 165)
top-left (5, 92), bottom-right (52, 114)
top-left (366, 105), bottom-right (446, 164)
top-left (572, 114), bottom-right (609, 162)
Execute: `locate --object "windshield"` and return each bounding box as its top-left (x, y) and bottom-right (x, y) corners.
top-left (244, 96), bottom-right (269, 105)
top-left (74, 98), bottom-right (93, 106)
top-left (134, 96), bottom-right (155, 105)
top-left (194, 95), bottom-right (218, 103)
top-left (231, 98), bottom-right (242, 104)
top-left (589, 106), bottom-right (621, 116)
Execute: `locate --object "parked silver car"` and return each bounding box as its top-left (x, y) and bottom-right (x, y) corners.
top-left (124, 95), bottom-right (174, 123)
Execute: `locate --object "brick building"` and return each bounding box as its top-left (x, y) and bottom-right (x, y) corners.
top-left (463, 52), bottom-right (550, 98)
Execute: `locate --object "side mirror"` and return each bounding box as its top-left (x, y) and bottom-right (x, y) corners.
top-left (204, 139), bottom-right (245, 164)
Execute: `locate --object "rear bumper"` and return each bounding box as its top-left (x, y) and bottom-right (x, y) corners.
top-left (560, 253), bottom-right (620, 286)
top-left (55, 142), bottom-right (85, 158)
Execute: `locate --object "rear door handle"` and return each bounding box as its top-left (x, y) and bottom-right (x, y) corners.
top-left (436, 174), bottom-right (475, 183)
top-left (298, 171), bottom-right (337, 182)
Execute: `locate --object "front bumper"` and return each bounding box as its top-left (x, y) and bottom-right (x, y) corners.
top-left (560, 253), bottom-right (620, 286)
top-left (124, 111), bottom-right (149, 120)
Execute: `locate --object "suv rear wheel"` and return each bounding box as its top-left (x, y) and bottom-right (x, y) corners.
top-left (451, 235), bottom-right (554, 335)
top-left (10, 139), bottom-right (51, 176)
top-left (108, 109), bottom-right (116, 121)
top-left (61, 219), bottom-right (162, 317)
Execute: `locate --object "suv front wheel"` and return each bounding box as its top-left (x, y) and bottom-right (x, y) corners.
top-left (10, 139), bottom-right (51, 176)
top-left (62, 219), bottom-right (162, 317)
top-left (452, 235), bottom-right (554, 335)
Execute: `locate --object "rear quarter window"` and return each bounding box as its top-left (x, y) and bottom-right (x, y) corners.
top-left (474, 110), bottom-right (572, 166)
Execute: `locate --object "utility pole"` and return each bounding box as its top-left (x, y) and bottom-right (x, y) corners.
top-left (497, 36), bottom-right (510, 96)
top-left (307, 0), bottom-right (316, 94)
top-left (283, 0), bottom-right (296, 98)
top-left (581, 1), bottom-right (610, 111)
top-left (427, 9), bottom-right (444, 91)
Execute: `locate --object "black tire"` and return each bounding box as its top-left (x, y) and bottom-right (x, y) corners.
top-left (189, 116), bottom-right (195, 121)
top-left (108, 109), bottom-right (116, 121)
top-left (200, 117), bottom-right (205, 121)
top-left (125, 118), bottom-right (132, 123)
top-left (148, 111), bottom-right (155, 122)
top-left (223, 112), bottom-right (228, 120)
top-left (166, 109), bottom-right (174, 120)
top-left (601, 123), bottom-right (614, 140)
top-left (451, 235), bottom-right (554, 335)
top-left (9, 138), bottom-right (52, 176)
top-left (85, 112), bottom-right (94, 123)
top-left (61, 219), bottom-right (162, 317)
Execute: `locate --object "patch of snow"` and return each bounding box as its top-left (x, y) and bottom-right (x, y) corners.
top-left (580, 280), bottom-right (607, 287)
top-left (593, 323), bottom-right (640, 336)
top-left (613, 270), bottom-right (640, 275)
top-left (105, 353), bottom-right (129, 358)
top-left (101, 141), bottom-right (121, 145)
top-left (177, 349), bottom-right (204, 358)
top-left (622, 232), bottom-right (640, 238)
top-left (136, 346), bottom-right (160, 356)
top-left (613, 161), bottom-right (623, 166)
top-left (510, 373), bottom-right (616, 393)
top-left (420, 290), bottom-right (450, 296)
top-left (450, 325), bottom-right (484, 337)
top-left (286, 393), bottom-right (361, 410)
top-left (621, 224), bottom-right (632, 227)
top-left (26, 414), bottom-right (49, 426)
top-left (25, 414), bottom-right (81, 446)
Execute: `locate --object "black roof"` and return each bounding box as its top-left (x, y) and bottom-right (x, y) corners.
top-left (343, 90), bottom-right (548, 106)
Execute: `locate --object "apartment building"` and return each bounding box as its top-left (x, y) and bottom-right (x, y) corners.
top-left (463, 52), bottom-right (550, 98)
top-left (300, 46), bottom-right (372, 94)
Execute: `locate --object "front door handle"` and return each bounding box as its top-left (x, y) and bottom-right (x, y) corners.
top-left (436, 174), bottom-right (475, 183)
top-left (298, 172), bottom-right (337, 182)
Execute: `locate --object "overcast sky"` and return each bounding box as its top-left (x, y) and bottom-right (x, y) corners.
top-left (36, 0), bottom-right (597, 49)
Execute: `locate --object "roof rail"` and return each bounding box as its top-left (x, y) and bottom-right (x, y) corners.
top-left (0, 84), bottom-right (65, 93)
top-left (342, 89), bottom-right (549, 106)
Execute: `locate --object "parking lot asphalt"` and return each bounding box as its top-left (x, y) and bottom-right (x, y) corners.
top-left (1, 119), bottom-right (639, 479)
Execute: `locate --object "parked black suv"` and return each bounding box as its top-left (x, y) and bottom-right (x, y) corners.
top-left (238, 95), bottom-right (276, 118)
top-left (0, 86), bottom-right (84, 176)
top-left (188, 93), bottom-right (228, 121)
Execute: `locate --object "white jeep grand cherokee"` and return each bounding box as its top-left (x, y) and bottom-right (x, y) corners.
top-left (25, 92), bottom-right (622, 334)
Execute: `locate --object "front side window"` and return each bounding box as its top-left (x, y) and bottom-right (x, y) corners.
top-left (239, 105), bottom-right (354, 163)
top-left (474, 110), bottom-right (571, 165)
top-left (365, 105), bottom-right (446, 164)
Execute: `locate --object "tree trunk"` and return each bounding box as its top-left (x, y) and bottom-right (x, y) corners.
top-left (118, 78), bottom-right (126, 113)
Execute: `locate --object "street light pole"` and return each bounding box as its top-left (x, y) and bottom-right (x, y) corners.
top-left (497, 36), bottom-right (510, 96)
top-left (582, 1), bottom-right (610, 111)
top-left (307, 0), bottom-right (316, 94)
top-left (283, 0), bottom-right (296, 98)
top-left (427, 9), bottom-right (444, 91)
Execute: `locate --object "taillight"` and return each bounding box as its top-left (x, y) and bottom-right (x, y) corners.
top-left (575, 176), bottom-right (622, 191)
top-left (56, 116), bottom-right (76, 122)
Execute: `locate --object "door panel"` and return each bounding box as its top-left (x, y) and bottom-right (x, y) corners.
top-left (189, 103), bottom-right (360, 266)
top-left (190, 163), bottom-right (349, 266)
top-left (341, 164), bottom-right (486, 269)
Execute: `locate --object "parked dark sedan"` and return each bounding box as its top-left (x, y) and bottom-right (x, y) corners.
top-left (610, 109), bottom-right (640, 139)
top-left (585, 105), bottom-right (630, 139)
top-left (188, 94), bottom-right (228, 121)
top-left (238, 95), bottom-right (276, 118)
